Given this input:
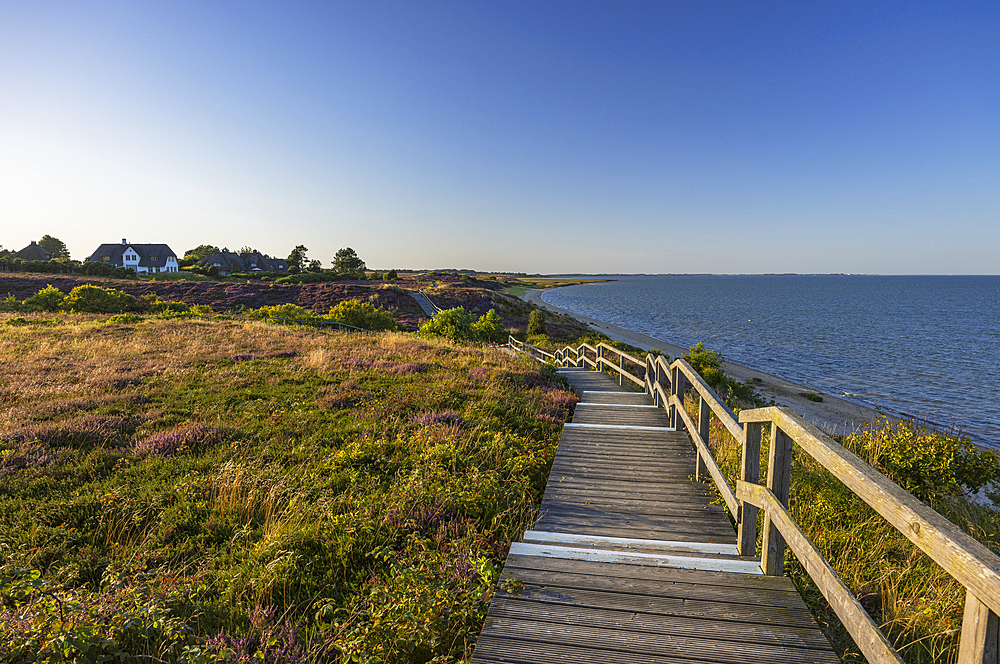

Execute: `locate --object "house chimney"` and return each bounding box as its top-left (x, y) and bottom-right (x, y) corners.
top-left (122, 238), bottom-right (127, 245)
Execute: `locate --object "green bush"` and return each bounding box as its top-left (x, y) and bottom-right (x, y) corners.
top-left (843, 417), bottom-right (1000, 505)
top-left (22, 285), bottom-right (66, 312)
top-left (420, 307), bottom-right (507, 343)
top-left (471, 309), bottom-right (507, 343)
top-left (527, 309), bottom-right (546, 336)
top-left (246, 303), bottom-right (316, 320)
top-left (0, 295), bottom-right (21, 312)
top-left (108, 313), bottom-right (145, 324)
top-left (62, 285), bottom-right (139, 314)
top-left (141, 294), bottom-right (190, 314)
top-left (419, 307), bottom-right (475, 342)
top-left (682, 342), bottom-right (757, 403)
top-left (326, 300), bottom-right (398, 331)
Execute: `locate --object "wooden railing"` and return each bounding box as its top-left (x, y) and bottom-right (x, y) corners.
top-left (262, 316), bottom-right (367, 332)
top-left (507, 335), bottom-right (1000, 664)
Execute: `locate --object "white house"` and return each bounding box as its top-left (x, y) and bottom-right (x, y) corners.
top-left (87, 239), bottom-right (179, 274)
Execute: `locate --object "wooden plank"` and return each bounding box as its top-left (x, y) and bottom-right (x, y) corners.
top-left (498, 566), bottom-right (811, 612)
top-left (738, 421), bottom-right (762, 556)
top-left (502, 553), bottom-right (804, 593)
top-left (958, 589), bottom-right (999, 664)
top-left (521, 530), bottom-right (740, 555)
top-left (763, 425), bottom-right (793, 576)
top-left (486, 596), bottom-right (835, 651)
top-left (477, 615), bottom-right (838, 664)
top-left (563, 422), bottom-right (676, 432)
top-left (509, 542), bottom-right (761, 574)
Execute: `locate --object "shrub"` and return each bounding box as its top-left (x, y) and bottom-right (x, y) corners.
top-left (22, 285), bottom-right (65, 312)
top-left (326, 300), bottom-right (398, 331)
top-left (0, 295), bottom-right (21, 312)
top-left (62, 285), bottom-right (138, 314)
top-left (471, 309), bottom-right (506, 343)
top-left (107, 313), bottom-right (145, 324)
top-left (246, 303), bottom-right (316, 320)
top-left (141, 294), bottom-right (190, 314)
top-left (420, 307), bottom-right (510, 344)
top-left (527, 309), bottom-right (546, 336)
top-left (842, 417), bottom-right (1000, 505)
top-left (682, 342), bottom-right (757, 403)
top-left (419, 307), bottom-right (475, 342)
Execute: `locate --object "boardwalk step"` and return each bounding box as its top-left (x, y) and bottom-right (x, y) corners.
top-left (521, 530), bottom-right (739, 556)
top-left (563, 422), bottom-right (676, 432)
top-left (576, 402), bottom-right (660, 408)
top-left (508, 542), bottom-right (763, 575)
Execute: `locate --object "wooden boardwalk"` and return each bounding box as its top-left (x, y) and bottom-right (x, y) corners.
top-left (472, 368), bottom-right (838, 664)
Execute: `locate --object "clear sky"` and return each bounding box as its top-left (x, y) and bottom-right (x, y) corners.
top-left (1, 1), bottom-right (997, 274)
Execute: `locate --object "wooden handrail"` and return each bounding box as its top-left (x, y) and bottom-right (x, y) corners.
top-left (673, 359), bottom-right (742, 442)
top-left (673, 394), bottom-right (738, 516)
top-left (518, 335), bottom-right (1000, 662)
top-left (740, 407), bottom-right (1000, 618)
top-left (737, 481), bottom-right (905, 664)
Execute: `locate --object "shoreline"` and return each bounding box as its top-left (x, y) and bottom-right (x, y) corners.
top-left (522, 288), bottom-right (880, 437)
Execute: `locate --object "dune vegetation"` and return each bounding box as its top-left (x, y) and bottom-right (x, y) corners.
top-left (0, 313), bottom-right (576, 663)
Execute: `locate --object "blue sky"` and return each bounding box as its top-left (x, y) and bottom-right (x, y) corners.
top-left (1, 1), bottom-right (997, 273)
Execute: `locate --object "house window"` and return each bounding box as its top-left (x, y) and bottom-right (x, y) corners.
top-left (101, 256), bottom-right (110, 262)
top-left (150, 256), bottom-right (158, 261)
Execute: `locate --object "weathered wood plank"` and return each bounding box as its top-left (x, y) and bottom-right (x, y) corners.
top-left (478, 615), bottom-right (839, 664)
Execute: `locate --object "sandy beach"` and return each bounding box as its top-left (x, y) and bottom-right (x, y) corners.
top-left (523, 288), bottom-right (880, 437)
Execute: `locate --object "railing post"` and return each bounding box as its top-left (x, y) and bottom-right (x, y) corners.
top-left (671, 368), bottom-right (687, 431)
top-left (738, 422), bottom-right (762, 557)
top-left (597, 345), bottom-right (604, 372)
top-left (618, 353), bottom-right (624, 386)
top-left (762, 424), bottom-right (793, 575)
top-left (653, 360), bottom-right (661, 407)
top-left (696, 395), bottom-right (710, 481)
top-left (668, 366), bottom-right (678, 427)
top-left (959, 590), bottom-right (999, 664)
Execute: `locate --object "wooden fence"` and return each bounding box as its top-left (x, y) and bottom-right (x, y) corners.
top-left (507, 335), bottom-right (1000, 664)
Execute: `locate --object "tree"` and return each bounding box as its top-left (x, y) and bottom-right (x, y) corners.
top-left (307, 259), bottom-right (323, 272)
top-left (333, 247), bottom-right (366, 277)
top-left (238, 246), bottom-right (256, 254)
top-left (181, 245), bottom-right (219, 267)
top-left (527, 309), bottom-right (546, 336)
top-left (38, 235), bottom-right (70, 259)
top-left (287, 245), bottom-right (308, 273)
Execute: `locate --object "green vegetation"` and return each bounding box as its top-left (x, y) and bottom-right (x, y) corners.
top-left (245, 301), bottom-right (399, 331)
top-left (683, 342), bottom-right (759, 404)
top-left (799, 391), bottom-right (824, 402)
top-left (332, 247), bottom-right (367, 278)
top-left (180, 245), bottom-right (220, 267)
top-left (327, 300), bottom-right (398, 331)
top-left (2, 284), bottom-right (206, 317)
top-left (37, 235), bottom-right (70, 260)
top-left (418, 307), bottom-right (507, 344)
top-left (0, 315), bottom-right (573, 662)
top-left (526, 310), bottom-right (546, 337)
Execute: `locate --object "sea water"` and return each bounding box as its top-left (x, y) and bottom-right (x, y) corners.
top-left (541, 275), bottom-right (1000, 448)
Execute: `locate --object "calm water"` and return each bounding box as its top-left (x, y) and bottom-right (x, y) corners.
top-left (542, 276), bottom-right (1000, 448)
